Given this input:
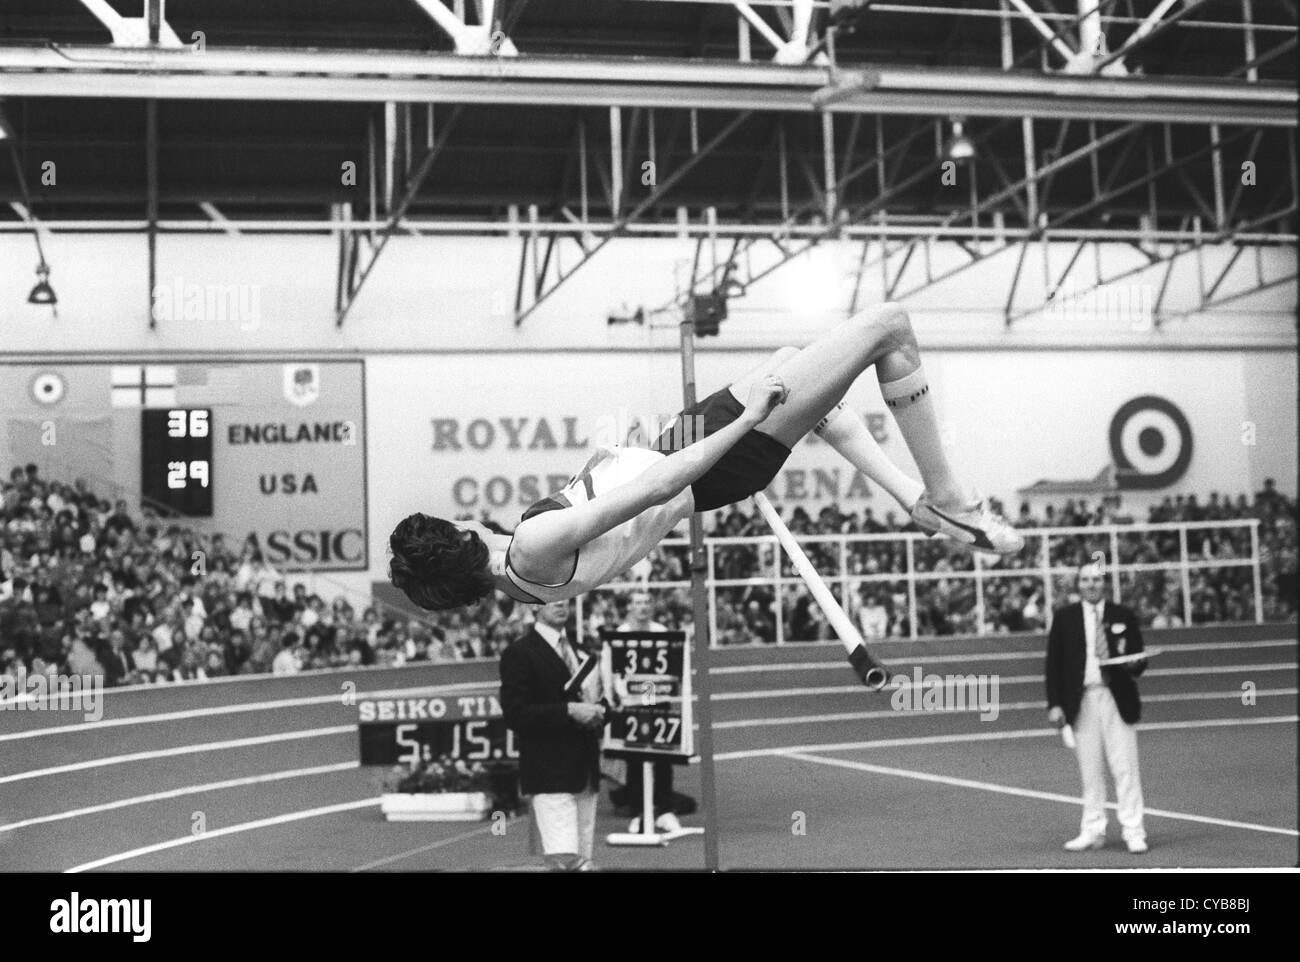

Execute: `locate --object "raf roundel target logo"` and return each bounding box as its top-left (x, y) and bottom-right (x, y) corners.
top-left (30, 371), bottom-right (66, 405)
top-left (1109, 395), bottom-right (1193, 490)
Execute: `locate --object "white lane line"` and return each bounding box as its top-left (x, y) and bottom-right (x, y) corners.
top-left (0, 681), bottom-right (495, 741)
top-left (709, 638), bottom-right (1296, 674)
top-left (0, 726), bottom-right (353, 786)
top-left (0, 762), bottom-right (360, 833)
top-left (715, 688), bottom-right (1298, 729)
top-left (712, 663), bottom-right (1297, 700)
top-left (783, 751), bottom-right (1299, 838)
top-left (350, 823), bottom-right (499, 872)
top-left (7, 644), bottom-right (1288, 735)
top-left (713, 714), bottom-right (1299, 761)
top-left (64, 798), bottom-right (382, 873)
top-left (7, 658), bottom-right (493, 696)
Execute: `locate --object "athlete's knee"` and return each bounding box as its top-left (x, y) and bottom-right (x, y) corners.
top-left (851, 301), bottom-right (914, 356)
top-left (877, 302), bottom-right (914, 343)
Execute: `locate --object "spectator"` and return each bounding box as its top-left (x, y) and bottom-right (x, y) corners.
top-left (857, 591), bottom-right (889, 639)
top-left (65, 627), bottom-right (104, 677)
top-left (103, 628), bottom-right (135, 686)
top-left (272, 633), bottom-right (302, 675)
top-left (267, 580), bottom-right (296, 624)
top-left (134, 635), bottom-right (161, 681)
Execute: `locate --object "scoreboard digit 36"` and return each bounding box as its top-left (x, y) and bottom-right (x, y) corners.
top-left (141, 408), bottom-right (214, 517)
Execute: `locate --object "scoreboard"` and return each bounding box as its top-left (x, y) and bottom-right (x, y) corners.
top-left (357, 688), bottom-right (520, 767)
top-left (141, 408), bottom-right (214, 517)
top-left (2, 361), bottom-right (368, 572)
top-left (601, 630), bottom-right (693, 761)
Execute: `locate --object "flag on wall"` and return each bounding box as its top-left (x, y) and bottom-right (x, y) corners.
top-left (110, 366), bottom-right (176, 408)
top-left (175, 366), bottom-right (243, 406)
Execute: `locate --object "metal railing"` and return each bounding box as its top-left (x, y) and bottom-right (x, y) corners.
top-left (576, 518), bottom-right (1265, 646)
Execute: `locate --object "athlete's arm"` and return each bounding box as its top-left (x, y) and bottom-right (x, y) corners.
top-left (511, 376), bottom-right (787, 575)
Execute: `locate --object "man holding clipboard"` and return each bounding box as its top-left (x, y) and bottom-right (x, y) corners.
top-left (1045, 561), bottom-right (1151, 854)
top-left (500, 599), bottom-right (606, 871)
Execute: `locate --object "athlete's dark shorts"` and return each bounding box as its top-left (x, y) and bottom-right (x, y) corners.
top-left (651, 385), bottom-right (792, 512)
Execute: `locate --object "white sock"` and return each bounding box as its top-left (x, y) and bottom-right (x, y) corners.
top-left (878, 366), bottom-right (966, 508)
top-left (814, 401), bottom-right (925, 511)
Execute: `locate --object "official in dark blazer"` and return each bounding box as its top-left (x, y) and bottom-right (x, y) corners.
top-left (500, 599), bottom-right (605, 870)
top-left (1045, 561), bottom-right (1149, 853)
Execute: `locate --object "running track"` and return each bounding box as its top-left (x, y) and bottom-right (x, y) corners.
top-left (1, 625), bottom-right (1295, 871)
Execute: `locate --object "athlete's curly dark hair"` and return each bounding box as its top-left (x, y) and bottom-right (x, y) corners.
top-left (388, 513), bottom-right (495, 611)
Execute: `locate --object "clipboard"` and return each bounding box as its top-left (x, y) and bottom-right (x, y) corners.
top-left (1098, 648), bottom-right (1161, 667)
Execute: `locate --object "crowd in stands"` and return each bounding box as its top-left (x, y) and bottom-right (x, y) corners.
top-left (677, 482), bottom-right (1296, 642)
top-left (1, 462), bottom-right (1294, 689)
top-left (0, 464), bottom-right (530, 690)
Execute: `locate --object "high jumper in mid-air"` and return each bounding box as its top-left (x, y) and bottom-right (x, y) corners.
top-left (390, 301), bottom-right (1023, 667)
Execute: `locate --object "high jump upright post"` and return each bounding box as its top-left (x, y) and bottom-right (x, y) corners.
top-left (678, 312), bottom-right (722, 872)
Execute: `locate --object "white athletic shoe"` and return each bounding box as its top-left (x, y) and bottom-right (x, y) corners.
top-left (1064, 831), bottom-right (1106, 852)
top-left (911, 494), bottom-right (1025, 554)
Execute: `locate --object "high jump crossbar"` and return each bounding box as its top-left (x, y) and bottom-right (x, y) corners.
top-left (752, 492), bottom-right (891, 691)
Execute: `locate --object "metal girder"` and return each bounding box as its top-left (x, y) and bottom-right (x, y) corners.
top-left (0, 46), bottom-right (1292, 126)
top-left (1005, 0), bottom-right (1078, 64)
top-left (77, 0), bottom-right (184, 47)
top-left (895, 121), bottom-right (1264, 308)
top-left (0, 217), bottom-right (1292, 245)
top-left (336, 105), bottom-right (464, 327)
top-left (659, 114), bottom-right (957, 312)
top-left (412, 0), bottom-right (519, 56)
top-left (1007, 203), bottom-right (1298, 324)
top-left (1094, 0), bottom-right (1213, 73)
top-left (676, 103), bottom-right (1295, 321)
top-left (512, 110), bottom-right (754, 325)
top-left (871, 118), bottom-right (1130, 299)
top-left (1232, 36), bottom-right (1298, 78)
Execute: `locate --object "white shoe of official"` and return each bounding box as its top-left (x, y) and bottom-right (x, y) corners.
top-left (1064, 831), bottom-right (1106, 852)
top-left (911, 494), bottom-right (1025, 555)
top-left (1125, 837), bottom-right (1149, 854)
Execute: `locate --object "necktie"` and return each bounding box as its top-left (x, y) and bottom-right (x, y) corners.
top-left (1092, 605), bottom-right (1109, 668)
top-left (557, 631), bottom-right (580, 674)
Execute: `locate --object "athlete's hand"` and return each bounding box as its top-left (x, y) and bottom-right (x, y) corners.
top-left (743, 374), bottom-right (788, 425)
top-left (1047, 706), bottom-right (1066, 729)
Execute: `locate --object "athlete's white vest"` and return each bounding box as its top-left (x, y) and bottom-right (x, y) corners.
top-left (504, 446), bottom-right (693, 602)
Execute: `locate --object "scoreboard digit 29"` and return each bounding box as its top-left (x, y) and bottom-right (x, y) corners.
top-left (141, 408), bottom-right (214, 517)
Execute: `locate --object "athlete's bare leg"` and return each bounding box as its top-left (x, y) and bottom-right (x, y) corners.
top-left (725, 345), bottom-right (923, 512)
top-left (724, 303), bottom-right (1024, 552)
top-left (727, 302), bottom-right (963, 507)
